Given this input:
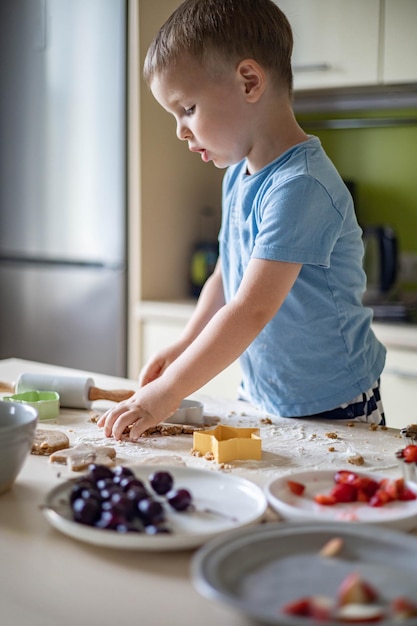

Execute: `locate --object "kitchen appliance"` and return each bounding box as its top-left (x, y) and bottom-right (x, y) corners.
top-left (0, 0), bottom-right (127, 375)
top-left (362, 225), bottom-right (398, 304)
top-left (189, 207), bottom-right (219, 297)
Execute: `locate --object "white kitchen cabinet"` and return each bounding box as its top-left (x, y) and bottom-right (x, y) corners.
top-left (373, 323), bottom-right (417, 429)
top-left (381, 348), bottom-right (417, 429)
top-left (274, 0), bottom-right (417, 91)
top-left (383, 0), bottom-right (417, 84)
top-left (275, 0), bottom-right (380, 90)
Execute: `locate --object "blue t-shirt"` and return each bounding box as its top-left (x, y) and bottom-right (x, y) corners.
top-left (220, 136), bottom-right (386, 417)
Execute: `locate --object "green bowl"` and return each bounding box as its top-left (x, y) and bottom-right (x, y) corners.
top-left (2, 391), bottom-right (60, 420)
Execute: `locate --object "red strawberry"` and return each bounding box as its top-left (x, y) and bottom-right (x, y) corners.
top-left (281, 597), bottom-right (312, 616)
top-left (378, 477), bottom-right (405, 500)
top-left (287, 480), bottom-right (305, 496)
top-left (335, 470), bottom-right (358, 484)
top-left (314, 492), bottom-right (337, 505)
top-left (391, 596), bottom-right (417, 619)
top-left (398, 487), bottom-right (417, 501)
top-left (369, 489), bottom-right (393, 507)
top-left (403, 445), bottom-right (417, 463)
top-left (330, 482), bottom-right (358, 503)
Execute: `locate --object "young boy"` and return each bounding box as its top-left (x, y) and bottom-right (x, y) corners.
top-left (98, 0), bottom-right (386, 441)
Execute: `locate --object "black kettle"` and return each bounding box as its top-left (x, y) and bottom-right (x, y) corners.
top-left (362, 225), bottom-right (398, 302)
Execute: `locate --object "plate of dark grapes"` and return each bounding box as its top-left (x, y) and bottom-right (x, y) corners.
top-left (43, 464), bottom-right (268, 550)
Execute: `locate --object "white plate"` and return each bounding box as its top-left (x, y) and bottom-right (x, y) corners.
top-left (43, 465), bottom-right (267, 550)
top-left (265, 469), bottom-right (417, 531)
top-left (192, 521), bottom-right (417, 626)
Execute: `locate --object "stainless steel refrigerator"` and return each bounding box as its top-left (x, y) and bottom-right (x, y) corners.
top-left (0, 0), bottom-right (127, 376)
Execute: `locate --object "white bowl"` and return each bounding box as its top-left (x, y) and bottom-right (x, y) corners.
top-left (0, 401), bottom-right (38, 494)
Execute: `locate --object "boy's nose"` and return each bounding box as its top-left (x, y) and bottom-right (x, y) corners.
top-left (177, 121), bottom-right (192, 141)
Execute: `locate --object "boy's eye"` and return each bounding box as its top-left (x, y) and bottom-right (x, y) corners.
top-left (184, 105), bottom-right (195, 116)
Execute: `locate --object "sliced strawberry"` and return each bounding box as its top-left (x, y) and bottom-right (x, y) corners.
top-left (335, 470), bottom-right (358, 484)
top-left (314, 492), bottom-right (337, 505)
top-left (369, 488), bottom-right (393, 507)
top-left (281, 596), bottom-right (333, 620)
top-left (287, 479), bottom-right (305, 496)
top-left (379, 477), bottom-right (405, 500)
top-left (309, 595), bottom-right (333, 621)
top-left (330, 482), bottom-right (358, 503)
top-left (354, 476), bottom-right (379, 498)
top-left (391, 596), bottom-right (417, 618)
top-left (398, 487), bottom-right (417, 501)
top-left (281, 597), bottom-right (312, 616)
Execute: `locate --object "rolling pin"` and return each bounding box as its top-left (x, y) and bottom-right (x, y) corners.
top-left (0, 373), bottom-right (135, 409)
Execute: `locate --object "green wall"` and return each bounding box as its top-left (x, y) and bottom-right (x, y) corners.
top-left (298, 109), bottom-right (417, 253)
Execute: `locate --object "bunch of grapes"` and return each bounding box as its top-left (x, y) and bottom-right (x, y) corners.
top-left (69, 465), bottom-right (193, 534)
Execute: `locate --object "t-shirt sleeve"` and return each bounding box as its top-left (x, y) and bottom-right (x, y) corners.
top-left (252, 175), bottom-right (344, 267)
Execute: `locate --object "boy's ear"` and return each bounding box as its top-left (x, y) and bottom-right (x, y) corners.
top-left (236, 59), bottom-right (266, 102)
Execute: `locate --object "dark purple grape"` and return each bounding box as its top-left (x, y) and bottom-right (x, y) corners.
top-left (166, 488), bottom-right (193, 511)
top-left (126, 484), bottom-right (149, 506)
top-left (116, 522), bottom-right (141, 533)
top-left (95, 509), bottom-right (129, 530)
top-left (72, 497), bottom-right (101, 526)
top-left (119, 476), bottom-right (148, 493)
top-left (113, 465), bottom-right (135, 479)
top-left (69, 480), bottom-right (100, 504)
top-left (145, 524), bottom-right (171, 535)
top-left (98, 478), bottom-right (122, 501)
top-left (137, 498), bottom-right (165, 525)
top-left (107, 492), bottom-right (136, 519)
top-left (87, 464), bottom-right (115, 483)
top-left (149, 471), bottom-right (174, 495)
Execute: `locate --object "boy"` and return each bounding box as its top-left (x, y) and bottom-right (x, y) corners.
top-left (98, 0), bottom-right (386, 441)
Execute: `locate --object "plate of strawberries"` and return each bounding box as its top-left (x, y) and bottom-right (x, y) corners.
top-left (265, 469), bottom-right (417, 531)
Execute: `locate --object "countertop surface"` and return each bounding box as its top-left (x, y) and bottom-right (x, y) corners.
top-left (0, 358), bottom-right (415, 626)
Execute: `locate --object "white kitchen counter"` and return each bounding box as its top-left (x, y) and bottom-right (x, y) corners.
top-left (373, 321), bottom-right (417, 351)
top-left (0, 358), bottom-right (415, 626)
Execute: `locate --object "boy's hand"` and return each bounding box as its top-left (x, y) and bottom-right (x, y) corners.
top-left (97, 385), bottom-right (180, 441)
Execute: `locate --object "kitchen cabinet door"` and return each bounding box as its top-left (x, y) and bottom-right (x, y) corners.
top-left (380, 348), bottom-right (417, 429)
top-left (382, 0), bottom-right (417, 84)
top-left (274, 0), bottom-right (380, 90)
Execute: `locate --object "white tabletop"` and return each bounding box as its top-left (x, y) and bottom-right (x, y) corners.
top-left (0, 358), bottom-right (413, 626)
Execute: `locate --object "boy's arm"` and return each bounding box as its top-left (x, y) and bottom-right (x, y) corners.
top-left (138, 260), bottom-right (225, 386)
top-left (100, 257), bottom-right (301, 440)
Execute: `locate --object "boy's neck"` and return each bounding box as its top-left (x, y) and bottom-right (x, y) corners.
top-left (246, 101), bottom-right (309, 174)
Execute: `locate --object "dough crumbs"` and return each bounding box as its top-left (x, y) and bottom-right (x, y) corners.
top-left (204, 451), bottom-right (215, 461)
top-left (88, 410), bottom-right (102, 423)
top-left (260, 417), bottom-right (272, 424)
top-left (139, 424), bottom-right (202, 437)
top-left (218, 463), bottom-right (233, 470)
top-left (325, 432), bottom-right (338, 439)
top-left (347, 422), bottom-right (355, 427)
top-left (347, 453), bottom-right (365, 466)
top-left (368, 423), bottom-right (378, 431)
top-left (328, 446), bottom-right (336, 452)
top-left (190, 448), bottom-right (202, 457)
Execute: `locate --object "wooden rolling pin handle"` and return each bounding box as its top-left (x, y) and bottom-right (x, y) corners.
top-left (0, 381), bottom-right (15, 394)
top-left (87, 387), bottom-right (136, 403)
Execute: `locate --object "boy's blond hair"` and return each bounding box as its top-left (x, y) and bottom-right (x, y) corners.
top-left (143, 0), bottom-right (293, 94)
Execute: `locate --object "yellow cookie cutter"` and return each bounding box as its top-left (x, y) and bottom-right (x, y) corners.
top-left (193, 424), bottom-right (262, 463)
